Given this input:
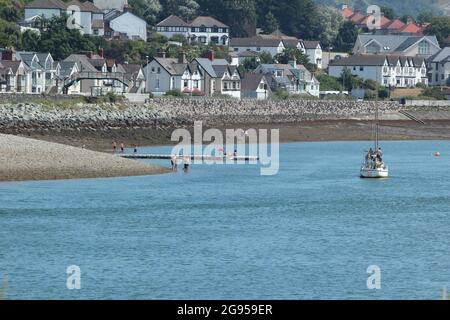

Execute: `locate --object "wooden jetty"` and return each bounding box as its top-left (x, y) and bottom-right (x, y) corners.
top-left (118, 154), bottom-right (259, 161)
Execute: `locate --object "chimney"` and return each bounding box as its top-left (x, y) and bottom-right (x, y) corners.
top-left (204, 50), bottom-right (215, 61)
top-left (2, 47), bottom-right (16, 61)
top-left (407, 16), bottom-right (414, 25)
top-left (157, 49), bottom-right (166, 58)
top-left (288, 57), bottom-right (297, 69)
top-left (178, 51), bottom-right (187, 64)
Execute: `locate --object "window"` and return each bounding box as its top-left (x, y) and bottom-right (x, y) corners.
top-left (211, 37), bottom-right (219, 44)
top-left (151, 67), bottom-right (155, 73)
top-left (199, 26), bottom-right (206, 32)
top-left (184, 80), bottom-right (188, 87)
top-left (212, 27), bottom-right (218, 33)
top-left (257, 47), bottom-right (261, 51)
top-left (194, 80), bottom-right (199, 88)
top-left (418, 41), bottom-right (429, 55)
top-left (157, 67), bottom-right (161, 74)
top-left (360, 66), bottom-right (364, 71)
top-left (234, 48), bottom-right (239, 52)
top-left (156, 78), bottom-right (160, 89)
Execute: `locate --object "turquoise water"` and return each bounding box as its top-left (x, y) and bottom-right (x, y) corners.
top-left (0, 141), bottom-right (449, 300)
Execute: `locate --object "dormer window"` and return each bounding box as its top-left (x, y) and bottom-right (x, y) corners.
top-left (419, 41), bottom-right (429, 55)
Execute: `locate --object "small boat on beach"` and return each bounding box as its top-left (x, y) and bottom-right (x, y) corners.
top-left (360, 107), bottom-right (389, 178)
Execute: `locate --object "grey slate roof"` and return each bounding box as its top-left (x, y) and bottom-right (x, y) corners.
top-left (356, 35), bottom-right (440, 53)
top-left (427, 47), bottom-right (450, 63)
top-left (64, 54), bottom-right (98, 72)
top-left (189, 16), bottom-right (228, 28)
top-left (156, 15), bottom-right (190, 27)
top-left (241, 73), bottom-right (265, 92)
top-left (303, 41), bottom-right (320, 49)
top-left (194, 58), bottom-right (229, 77)
top-left (25, 0), bottom-right (67, 9)
top-left (330, 54), bottom-right (426, 67)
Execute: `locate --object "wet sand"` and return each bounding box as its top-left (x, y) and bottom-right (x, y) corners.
top-left (20, 120), bottom-right (450, 152)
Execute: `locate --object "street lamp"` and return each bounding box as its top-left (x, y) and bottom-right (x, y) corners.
top-left (145, 55), bottom-right (149, 94)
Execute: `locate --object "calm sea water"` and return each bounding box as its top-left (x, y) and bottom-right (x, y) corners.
top-left (1, 141), bottom-right (449, 300)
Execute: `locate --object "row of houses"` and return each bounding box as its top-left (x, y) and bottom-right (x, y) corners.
top-left (143, 51), bottom-right (320, 99)
top-left (229, 31), bottom-right (323, 69)
top-left (22, 0), bottom-right (147, 41)
top-left (0, 48), bottom-right (145, 95)
top-left (327, 33), bottom-right (448, 89)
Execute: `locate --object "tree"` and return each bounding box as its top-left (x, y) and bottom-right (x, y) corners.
top-left (0, 18), bottom-right (21, 48)
top-left (380, 6), bottom-right (395, 20)
top-left (315, 6), bottom-right (344, 49)
top-left (129, 0), bottom-right (162, 25)
top-left (239, 57), bottom-right (259, 75)
top-left (424, 16), bottom-right (450, 46)
top-left (272, 0), bottom-right (320, 40)
top-left (316, 74), bottom-right (342, 91)
top-left (164, 0), bottom-right (199, 20)
top-left (417, 11), bottom-right (434, 24)
top-left (339, 67), bottom-right (361, 92)
top-left (333, 21), bottom-right (359, 53)
top-left (259, 51), bottom-right (274, 64)
top-left (197, 0), bottom-right (257, 37)
top-left (262, 11), bottom-right (279, 34)
top-left (275, 46), bottom-right (313, 71)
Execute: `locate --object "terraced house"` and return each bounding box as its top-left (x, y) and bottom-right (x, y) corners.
top-left (328, 55), bottom-right (428, 88)
top-left (155, 15), bottom-right (230, 45)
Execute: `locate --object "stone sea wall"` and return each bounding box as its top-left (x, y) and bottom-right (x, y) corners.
top-left (0, 99), bottom-right (403, 133)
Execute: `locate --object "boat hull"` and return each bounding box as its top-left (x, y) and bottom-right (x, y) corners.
top-left (360, 167), bottom-right (389, 178)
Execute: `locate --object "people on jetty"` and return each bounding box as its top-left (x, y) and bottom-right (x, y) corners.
top-left (120, 143), bottom-right (125, 153)
top-left (112, 141), bottom-right (117, 153)
top-left (134, 145), bottom-right (138, 154)
top-left (183, 156), bottom-right (190, 172)
top-left (171, 154), bottom-right (178, 171)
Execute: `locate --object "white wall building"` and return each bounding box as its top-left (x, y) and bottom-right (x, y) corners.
top-left (329, 55), bottom-right (428, 88)
top-left (304, 41), bottom-right (323, 69)
top-left (155, 15), bottom-right (230, 45)
top-left (106, 10), bottom-right (147, 41)
top-left (427, 47), bottom-right (450, 86)
top-left (230, 37), bottom-right (285, 58)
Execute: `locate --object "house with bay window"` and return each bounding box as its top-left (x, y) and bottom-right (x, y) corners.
top-left (143, 53), bottom-right (205, 96)
top-left (155, 15), bottom-right (229, 45)
top-left (328, 54), bottom-right (428, 88)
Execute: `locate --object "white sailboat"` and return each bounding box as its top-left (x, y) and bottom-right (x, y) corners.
top-left (360, 107), bottom-right (389, 178)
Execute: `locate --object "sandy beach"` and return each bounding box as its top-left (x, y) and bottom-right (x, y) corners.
top-left (0, 134), bottom-right (170, 182)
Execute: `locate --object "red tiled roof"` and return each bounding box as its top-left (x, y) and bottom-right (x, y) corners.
top-left (384, 18), bottom-right (406, 30)
top-left (399, 23), bottom-right (423, 34)
top-left (349, 12), bottom-right (366, 24)
top-left (342, 7), bottom-right (354, 19)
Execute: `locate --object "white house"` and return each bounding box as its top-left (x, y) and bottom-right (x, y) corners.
top-left (253, 61), bottom-right (320, 97)
top-left (143, 53), bottom-right (204, 96)
top-left (191, 52), bottom-right (241, 99)
top-left (304, 41), bottom-right (323, 69)
top-left (155, 15), bottom-right (230, 45)
top-left (105, 10), bottom-right (147, 41)
top-left (24, 0), bottom-right (104, 36)
top-left (24, 0), bottom-right (67, 20)
top-left (427, 47), bottom-right (450, 86)
top-left (329, 55), bottom-right (428, 88)
top-left (230, 37), bottom-right (285, 58)
top-left (0, 60), bottom-right (29, 94)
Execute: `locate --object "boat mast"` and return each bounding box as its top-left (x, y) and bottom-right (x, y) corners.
top-left (375, 106), bottom-right (379, 151)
